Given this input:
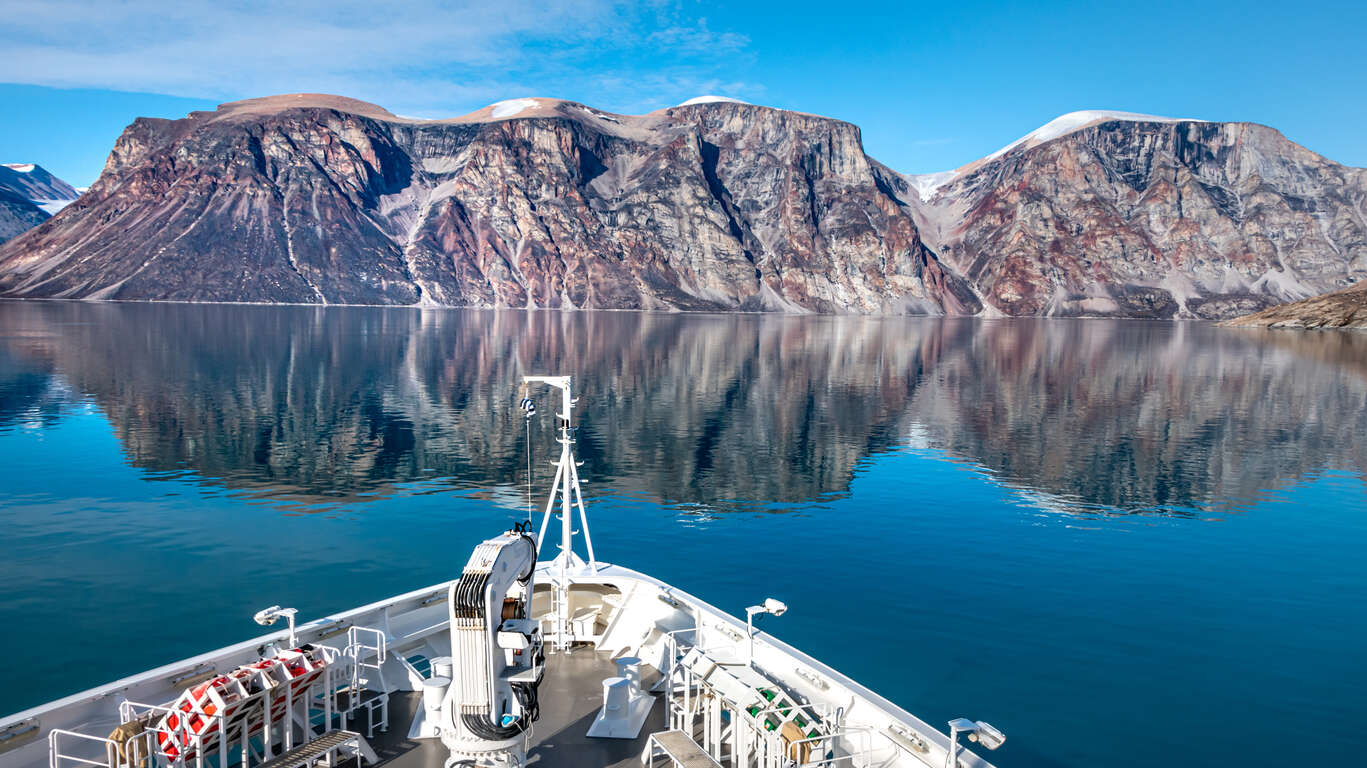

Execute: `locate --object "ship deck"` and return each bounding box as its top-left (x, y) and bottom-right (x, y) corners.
top-left (368, 649), bottom-right (666, 768)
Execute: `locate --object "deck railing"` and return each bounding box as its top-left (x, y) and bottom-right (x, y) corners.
top-left (49, 631), bottom-right (389, 768)
top-left (662, 629), bottom-right (939, 768)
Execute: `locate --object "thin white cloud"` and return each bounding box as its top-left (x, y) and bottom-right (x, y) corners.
top-left (646, 18), bottom-right (749, 54)
top-left (0, 0), bottom-right (759, 115)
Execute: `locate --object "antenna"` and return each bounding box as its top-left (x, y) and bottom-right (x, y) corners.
top-left (521, 375), bottom-right (598, 651)
top-left (520, 382), bottom-right (535, 527)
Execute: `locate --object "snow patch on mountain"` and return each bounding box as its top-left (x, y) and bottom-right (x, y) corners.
top-left (904, 170), bottom-right (959, 203)
top-left (574, 104), bottom-right (621, 124)
top-left (36, 200), bottom-right (74, 215)
top-left (490, 98), bottom-right (538, 118)
top-left (676, 95), bottom-right (749, 106)
top-left (986, 110), bottom-right (1192, 161)
top-left (4, 163), bottom-right (35, 173)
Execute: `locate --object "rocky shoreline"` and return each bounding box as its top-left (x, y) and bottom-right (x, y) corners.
top-left (1224, 282), bottom-right (1367, 329)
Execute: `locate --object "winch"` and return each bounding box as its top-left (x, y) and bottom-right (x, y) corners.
top-left (438, 526), bottom-right (543, 768)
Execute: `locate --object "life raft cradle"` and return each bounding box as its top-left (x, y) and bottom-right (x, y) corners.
top-left (57, 628), bottom-right (388, 768)
top-left (153, 647), bottom-right (330, 762)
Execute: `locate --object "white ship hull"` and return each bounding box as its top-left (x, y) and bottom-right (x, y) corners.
top-left (0, 561), bottom-right (996, 768)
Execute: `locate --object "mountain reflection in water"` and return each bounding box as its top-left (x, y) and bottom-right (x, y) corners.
top-left (1, 300), bottom-right (1363, 516)
top-left (4, 300), bottom-right (1367, 768)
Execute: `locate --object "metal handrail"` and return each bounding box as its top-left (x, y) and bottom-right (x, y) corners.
top-left (49, 729), bottom-right (118, 768)
top-left (661, 629), bottom-right (751, 683)
top-left (663, 629), bottom-right (928, 768)
top-left (49, 726), bottom-right (164, 768)
top-left (784, 726), bottom-right (879, 765)
top-left (345, 627), bottom-right (387, 698)
top-left (784, 724), bottom-right (924, 768)
top-left (346, 628), bottom-right (386, 665)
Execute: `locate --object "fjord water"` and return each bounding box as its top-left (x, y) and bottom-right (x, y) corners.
top-left (1, 302), bottom-right (1365, 767)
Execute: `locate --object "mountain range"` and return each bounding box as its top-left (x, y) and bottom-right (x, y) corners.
top-left (0, 164), bottom-right (80, 244)
top-left (0, 95), bottom-right (1362, 318)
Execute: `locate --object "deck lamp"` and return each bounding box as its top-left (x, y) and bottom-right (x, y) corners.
top-left (253, 605), bottom-right (299, 648)
top-left (946, 718), bottom-right (1006, 767)
top-left (745, 598), bottom-right (788, 666)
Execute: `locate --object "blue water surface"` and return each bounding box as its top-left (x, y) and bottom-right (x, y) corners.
top-left (0, 301), bottom-right (1364, 767)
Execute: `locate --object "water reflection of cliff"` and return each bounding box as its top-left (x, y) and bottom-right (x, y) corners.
top-left (0, 301), bottom-right (1363, 514)
top-left (906, 321), bottom-right (1367, 511)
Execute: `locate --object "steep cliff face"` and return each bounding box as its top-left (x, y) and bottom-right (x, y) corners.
top-left (2, 99), bottom-right (1362, 317)
top-left (906, 114), bottom-right (1367, 318)
top-left (0, 95), bottom-right (977, 313)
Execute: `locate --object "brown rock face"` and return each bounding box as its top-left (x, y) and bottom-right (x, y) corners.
top-left (0, 96), bottom-right (977, 314)
top-left (1223, 280), bottom-right (1367, 329)
top-left (2, 99), bottom-right (1362, 317)
top-left (908, 118), bottom-right (1367, 318)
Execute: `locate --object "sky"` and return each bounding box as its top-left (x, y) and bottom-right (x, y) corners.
top-left (2, 0), bottom-right (1364, 187)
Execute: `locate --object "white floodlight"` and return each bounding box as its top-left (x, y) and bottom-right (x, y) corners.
top-left (969, 720), bottom-right (1005, 750)
top-left (946, 718), bottom-right (1006, 767)
top-left (745, 598), bottom-right (789, 666)
top-left (253, 605), bottom-right (299, 648)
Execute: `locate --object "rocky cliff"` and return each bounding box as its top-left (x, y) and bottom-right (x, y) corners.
top-left (1223, 280), bottom-right (1367, 329)
top-left (0, 98), bottom-right (1362, 317)
top-left (904, 112), bottom-right (1367, 318)
top-left (0, 95), bottom-right (976, 313)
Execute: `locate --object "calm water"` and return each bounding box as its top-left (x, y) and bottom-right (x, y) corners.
top-left (1, 301), bottom-right (1365, 767)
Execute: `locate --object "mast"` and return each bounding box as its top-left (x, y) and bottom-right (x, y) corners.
top-left (521, 375), bottom-right (596, 650)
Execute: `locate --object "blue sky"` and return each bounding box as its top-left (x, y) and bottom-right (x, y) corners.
top-left (2, 0), bottom-right (1364, 187)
